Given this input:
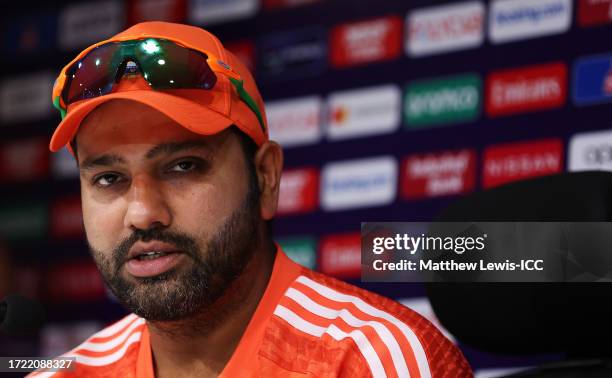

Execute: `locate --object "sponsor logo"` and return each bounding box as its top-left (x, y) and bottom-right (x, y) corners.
top-left (319, 233), bottom-right (361, 279)
top-left (578, 0), bottom-right (612, 26)
top-left (0, 138), bottom-right (49, 182)
top-left (189, 0), bottom-right (258, 25)
top-left (225, 40), bottom-right (256, 73)
top-left (483, 138), bottom-right (563, 188)
top-left (401, 149), bottom-right (476, 199)
top-left (266, 96), bottom-right (322, 147)
top-left (405, 73), bottom-right (481, 127)
top-left (263, 0), bottom-right (321, 10)
top-left (51, 147), bottom-right (79, 179)
top-left (47, 261), bottom-right (106, 302)
top-left (330, 16), bottom-right (402, 68)
top-left (50, 197), bottom-right (84, 239)
top-left (569, 129), bottom-right (612, 171)
top-left (127, 0), bottom-right (186, 24)
top-left (278, 167), bottom-right (319, 215)
top-left (0, 71), bottom-right (54, 124)
top-left (321, 156), bottom-right (397, 211)
top-left (489, 0), bottom-right (572, 44)
top-left (258, 27), bottom-right (327, 81)
top-left (0, 202), bottom-right (47, 241)
top-left (327, 84), bottom-right (400, 140)
top-left (59, 1), bottom-right (124, 50)
top-left (277, 236), bottom-right (317, 269)
top-left (486, 62), bottom-right (567, 116)
top-left (3, 12), bottom-right (57, 56)
top-left (406, 1), bottom-right (485, 57)
top-left (573, 54), bottom-right (612, 106)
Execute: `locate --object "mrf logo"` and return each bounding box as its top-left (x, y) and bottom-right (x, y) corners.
top-left (277, 167), bottom-right (319, 215)
top-left (330, 15), bottom-right (402, 68)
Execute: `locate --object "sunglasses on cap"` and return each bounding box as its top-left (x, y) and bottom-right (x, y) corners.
top-left (52, 36), bottom-right (266, 132)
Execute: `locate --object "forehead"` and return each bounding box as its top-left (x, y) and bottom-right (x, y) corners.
top-left (75, 99), bottom-right (226, 157)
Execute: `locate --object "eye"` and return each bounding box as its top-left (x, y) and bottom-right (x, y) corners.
top-left (93, 173), bottom-right (123, 188)
top-left (169, 159), bottom-right (200, 173)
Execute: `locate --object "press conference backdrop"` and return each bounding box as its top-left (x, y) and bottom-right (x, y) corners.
top-left (1, 0), bottom-right (612, 375)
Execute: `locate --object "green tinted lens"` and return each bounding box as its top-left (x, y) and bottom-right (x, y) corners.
top-left (64, 39), bottom-right (217, 105)
top-left (134, 39), bottom-right (217, 90)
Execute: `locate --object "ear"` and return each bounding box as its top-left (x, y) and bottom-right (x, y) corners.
top-left (254, 141), bottom-right (284, 220)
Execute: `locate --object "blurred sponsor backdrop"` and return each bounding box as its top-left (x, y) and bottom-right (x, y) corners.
top-left (1, 0), bottom-right (612, 375)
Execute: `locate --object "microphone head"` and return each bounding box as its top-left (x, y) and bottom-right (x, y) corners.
top-left (0, 294), bottom-right (46, 337)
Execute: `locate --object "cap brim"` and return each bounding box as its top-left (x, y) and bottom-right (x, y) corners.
top-left (50, 90), bottom-right (234, 152)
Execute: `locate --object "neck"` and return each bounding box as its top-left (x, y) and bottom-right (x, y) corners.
top-left (147, 240), bottom-right (277, 378)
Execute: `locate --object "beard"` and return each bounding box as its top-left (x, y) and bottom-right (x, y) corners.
top-left (88, 181), bottom-right (261, 322)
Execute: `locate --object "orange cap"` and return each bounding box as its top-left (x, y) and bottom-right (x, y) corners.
top-left (49, 21), bottom-right (268, 152)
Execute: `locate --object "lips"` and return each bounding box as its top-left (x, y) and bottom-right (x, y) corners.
top-left (124, 241), bottom-right (185, 277)
top-left (127, 241), bottom-right (181, 261)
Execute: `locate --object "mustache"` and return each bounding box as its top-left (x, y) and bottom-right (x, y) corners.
top-left (114, 228), bottom-right (201, 266)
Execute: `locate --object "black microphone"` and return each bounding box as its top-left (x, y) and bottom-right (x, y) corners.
top-left (0, 294), bottom-right (46, 336)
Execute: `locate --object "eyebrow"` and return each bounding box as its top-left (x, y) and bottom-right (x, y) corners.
top-left (144, 140), bottom-right (212, 160)
top-left (79, 140), bottom-right (212, 171)
top-left (80, 154), bottom-right (126, 171)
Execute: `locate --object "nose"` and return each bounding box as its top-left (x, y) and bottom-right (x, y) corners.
top-left (124, 173), bottom-right (172, 231)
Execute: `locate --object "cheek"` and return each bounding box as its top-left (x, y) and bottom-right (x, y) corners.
top-left (81, 193), bottom-right (126, 250)
top-left (169, 179), bottom-right (245, 236)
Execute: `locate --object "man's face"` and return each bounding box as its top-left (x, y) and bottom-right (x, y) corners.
top-left (76, 99), bottom-right (261, 321)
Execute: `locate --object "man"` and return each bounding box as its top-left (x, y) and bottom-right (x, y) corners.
top-left (32, 22), bottom-right (472, 377)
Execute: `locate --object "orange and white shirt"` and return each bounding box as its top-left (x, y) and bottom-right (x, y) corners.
top-left (29, 246), bottom-right (472, 377)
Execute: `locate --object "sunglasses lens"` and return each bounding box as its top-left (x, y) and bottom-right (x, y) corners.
top-left (64, 43), bottom-right (121, 104)
top-left (136, 39), bottom-right (217, 90)
top-left (63, 39), bottom-right (218, 107)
